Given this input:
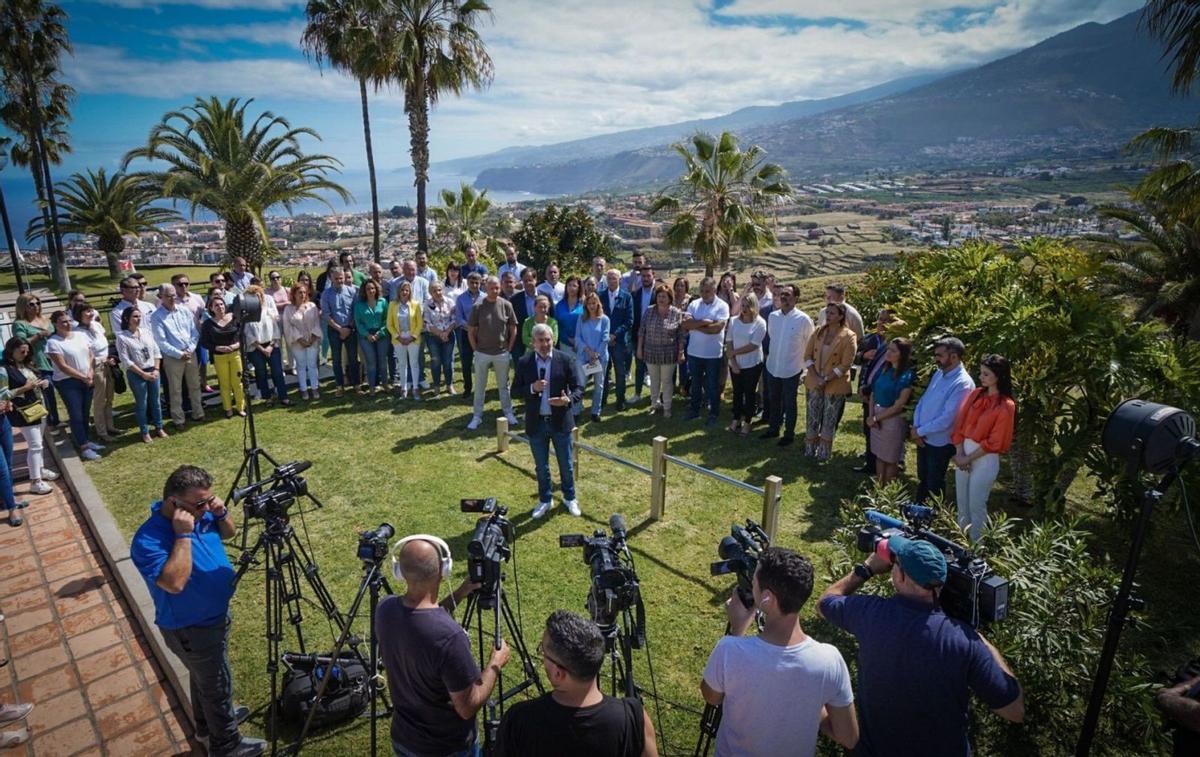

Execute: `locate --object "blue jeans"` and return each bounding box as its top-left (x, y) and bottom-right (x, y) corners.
top-left (586, 356), bottom-right (608, 416)
top-left (603, 339), bottom-right (629, 407)
top-left (687, 355), bottom-right (722, 419)
top-left (327, 325), bottom-right (360, 388)
top-left (358, 334), bottom-right (389, 388)
top-left (633, 355), bottom-right (648, 396)
top-left (55, 377), bottom-right (93, 448)
top-left (529, 420), bottom-right (576, 503)
top-left (457, 329), bottom-right (475, 393)
top-left (38, 369), bottom-right (60, 426)
top-left (127, 370), bottom-right (164, 435)
top-left (0, 417), bottom-right (15, 510)
top-left (393, 738), bottom-right (477, 757)
top-left (425, 333), bottom-right (455, 389)
top-left (161, 618), bottom-right (242, 754)
top-left (248, 346), bottom-right (288, 401)
top-left (916, 442), bottom-right (956, 504)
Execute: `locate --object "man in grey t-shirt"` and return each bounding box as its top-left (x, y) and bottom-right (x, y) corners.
top-left (467, 276), bottom-right (519, 430)
top-left (702, 548), bottom-right (859, 756)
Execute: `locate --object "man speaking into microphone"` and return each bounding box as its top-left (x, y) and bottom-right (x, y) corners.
top-left (512, 323), bottom-right (584, 518)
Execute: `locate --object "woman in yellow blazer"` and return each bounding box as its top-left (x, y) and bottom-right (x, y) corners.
top-left (803, 302), bottom-right (857, 460)
top-left (387, 281), bottom-right (424, 400)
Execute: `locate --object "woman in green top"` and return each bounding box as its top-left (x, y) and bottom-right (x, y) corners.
top-left (12, 293), bottom-right (59, 428)
top-left (353, 279), bottom-right (390, 393)
top-left (521, 295), bottom-right (559, 349)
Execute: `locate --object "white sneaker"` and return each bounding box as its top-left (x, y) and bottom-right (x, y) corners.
top-left (80, 448), bottom-right (101, 461)
top-left (30, 481), bottom-right (52, 496)
top-left (532, 501), bottom-right (554, 519)
top-left (88, 441), bottom-right (106, 451)
top-left (564, 499), bottom-right (582, 517)
top-left (41, 469), bottom-right (59, 481)
top-left (466, 417), bottom-right (482, 431)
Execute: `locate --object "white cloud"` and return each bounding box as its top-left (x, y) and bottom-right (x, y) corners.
top-left (716, 0), bottom-right (996, 24)
top-left (169, 20), bottom-right (306, 48)
top-left (87, 0), bottom-right (299, 8)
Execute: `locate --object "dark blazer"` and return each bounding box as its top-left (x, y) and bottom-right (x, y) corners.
top-left (630, 286), bottom-right (655, 349)
top-left (509, 290), bottom-right (538, 358)
top-left (511, 348), bottom-right (584, 433)
top-left (600, 288), bottom-right (634, 346)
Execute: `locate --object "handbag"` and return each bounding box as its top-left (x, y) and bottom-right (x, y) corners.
top-left (17, 401), bottom-right (48, 424)
top-left (109, 362), bottom-right (127, 394)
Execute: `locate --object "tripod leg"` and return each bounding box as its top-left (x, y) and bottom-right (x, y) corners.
top-left (499, 593), bottom-right (543, 696)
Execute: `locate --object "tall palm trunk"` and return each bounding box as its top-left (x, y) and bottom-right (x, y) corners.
top-left (26, 139), bottom-right (56, 263)
top-left (225, 215), bottom-right (263, 275)
top-left (99, 232), bottom-right (125, 278)
top-left (0, 182), bottom-right (25, 293)
top-left (23, 71), bottom-right (69, 291)
top-left (359, 77), bottom-right (381, 263)
top-left (407, 77), bottom-right (431, 254)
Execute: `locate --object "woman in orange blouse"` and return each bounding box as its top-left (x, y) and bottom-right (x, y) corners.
top-left (951, 354), bottom-right (1016, 543)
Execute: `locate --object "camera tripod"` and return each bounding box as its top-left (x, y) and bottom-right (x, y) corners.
top-left (461, 583), bottom-right (544, 755)
top-left (598, 604), bottom-right (644, 700)
top-left (232, 512), bottom-right (361, 756)
top-left (291, 553), bottom-right (394, 756)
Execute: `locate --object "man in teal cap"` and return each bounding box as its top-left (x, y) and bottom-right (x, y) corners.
top-left (818, 534), bottom-right (1024, 756)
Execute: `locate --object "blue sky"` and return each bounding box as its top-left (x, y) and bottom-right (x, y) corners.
top-left (2, 0), bottom-right (1144, 231)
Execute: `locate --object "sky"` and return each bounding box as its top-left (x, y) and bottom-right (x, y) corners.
top-left (2, 0), bottom-right (1145, 232)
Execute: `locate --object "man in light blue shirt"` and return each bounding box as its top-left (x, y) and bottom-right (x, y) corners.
top-left (910, 337), bottom-right (975, 504)
top-left (497, 242), bottom-right (527, 281)
top-left (320, 268), bottom-right (360, 395)
top-left (415, 251), bottom-right (439, 284)
top-left (454, 273), bottom-right (485, 396)
top-left (151, 284), bottom-right (205, 427)
top-left (229, 256), bottom-right (253, 292)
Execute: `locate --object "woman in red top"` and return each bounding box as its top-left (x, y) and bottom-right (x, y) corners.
top-left (951, 354), bottom-right (1016, 543)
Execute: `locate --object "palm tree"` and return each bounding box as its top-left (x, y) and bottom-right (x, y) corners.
top-left (302, 0), bottom-right (389, 263)
top-left (430, 181), bottom-right (509, 258)
top-left (1143, 0), bottom-right (1200, 94)
top-left (1, 92), bottom-right (71, 270)
top-left (384, 0), bottom-right (494, 254)
top-left (26, 168), bottom-right (181, 278)
top-left (0, 0), bottom-right (74, 290)
top-left (1095, 203), bottom-right (1200, 340)
top-left (648, 131), bottom-right (791, 277)
top-left (123, 96), bottom-right (350, 274)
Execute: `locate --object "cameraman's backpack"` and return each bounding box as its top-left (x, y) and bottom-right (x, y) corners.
top-left (279, 653), bottom-right (370, 729)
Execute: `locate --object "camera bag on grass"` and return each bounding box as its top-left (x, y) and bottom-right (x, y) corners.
top-left (279, 652), bottom-right (369, 728)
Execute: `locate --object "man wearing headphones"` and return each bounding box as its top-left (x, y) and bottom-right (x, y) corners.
top-left (701, 548), bottom-right (858, 756)
top-left (376, 534), bottom-right (511, 757)
top-left (818, 536), bottom-right (1024, 756)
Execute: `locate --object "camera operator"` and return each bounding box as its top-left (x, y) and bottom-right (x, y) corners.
top-left (818, 536), bottom-right (1023, 756)
top-left (1156, 672), bottom-right (1200, 756)
top-left (130, 465), bottom-right (263, 756)
top-left (376, 536), bottom-right (511, 757)
top-left (702, 548), bottom-right (858, 756)
top-left (498, 610), bottom-right (657, 757)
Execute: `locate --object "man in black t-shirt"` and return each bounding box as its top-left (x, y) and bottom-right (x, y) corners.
top-left (498, 610), bottom-right (658, 757)
top-left (376, 536), bottom-right (511, 757)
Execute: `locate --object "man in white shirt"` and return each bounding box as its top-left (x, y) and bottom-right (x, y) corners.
top-left (110, 276), bottom-right (156, 336)
top-left (591, 256), bottom-right (607, 288)
top-left (536, 263), bottom-right (565, 304)
top-left (172, 273), bottom-right (211, 390)
top-left (761, 285), bottom-right (814, 446)
top-left (497, 242), bottom-right (527, 282)
top-left (683, 277), bottom-right (730, 425)
top-left (150, 284), bottom-right (205, 428)
top-left (817, 283), bottom-right (864, 339)
top-left (620, 251), bottom-right (646, 294)
top-left (702, 548), bottom-right (858, 757)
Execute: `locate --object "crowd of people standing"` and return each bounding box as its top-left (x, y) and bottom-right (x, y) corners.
top-left (3, 244), bottom-right (1014, 542)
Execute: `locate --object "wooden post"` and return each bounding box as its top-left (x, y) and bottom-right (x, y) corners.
top-left (761, 475), bottom-right (783, 541)
top-left (572, 427), bottom-right (581, 482)
top-left (497, 417), bottom-right (509, 453)
top-left (650, 436), bottom-right (668, 522)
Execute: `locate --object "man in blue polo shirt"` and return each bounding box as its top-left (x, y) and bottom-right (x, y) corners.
top-left (818, 536), bottom-right (1023, 756)
top-left (131, 465), bottom-right (264, 757)
top-left (910, 336), bottom-right (975, 503)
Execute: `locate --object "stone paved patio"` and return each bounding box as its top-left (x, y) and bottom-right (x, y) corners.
top-left (1, 443), bottom-right (198, 756)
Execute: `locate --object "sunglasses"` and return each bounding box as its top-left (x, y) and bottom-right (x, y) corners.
top-left (536, 640), bottom-right (568, 671)
top-left (178, 282), bottom-right (190, 287)
top-left (177, 494), bottom-right (216, 510)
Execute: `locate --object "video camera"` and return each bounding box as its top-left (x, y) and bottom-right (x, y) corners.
top-left (709, 519), bottom-right (770, 609)
top-left (233, 460), bottom-right (312, 521)
top-left (560, 515), bottom-right (642, 631)
top-left (856, 505), bottom-right (1009, 627)
top-left (357, 523), bottom-right (395, 564)
top-left (461, 499), bottom-right (515, 608)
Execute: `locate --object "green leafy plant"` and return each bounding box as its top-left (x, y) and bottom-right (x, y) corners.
top-left (510, 203), bottom-right (613, 275)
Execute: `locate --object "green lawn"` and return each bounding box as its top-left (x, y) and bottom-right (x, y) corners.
top-left (74, 366), bottom-right (1198, 756)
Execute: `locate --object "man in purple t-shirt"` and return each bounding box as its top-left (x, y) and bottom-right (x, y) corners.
top-left (376, 536), bottom-right (511, 756)
top-left (818, 536), bottom-right (1024, 756)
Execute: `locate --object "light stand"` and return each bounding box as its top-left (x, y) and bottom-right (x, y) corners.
top-left (1076, 400), bottom-right (1198, 755)
top-left (0, 154), bottom-right (25, 294)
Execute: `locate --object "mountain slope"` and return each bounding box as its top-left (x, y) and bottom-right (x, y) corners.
top-left (475, 10), bottom-right (1197, 195)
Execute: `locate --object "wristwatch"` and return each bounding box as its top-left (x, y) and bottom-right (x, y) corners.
top-left (853, 563), bottom-right (874, 581)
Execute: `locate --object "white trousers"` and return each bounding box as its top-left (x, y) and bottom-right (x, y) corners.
top-left (18, 421), bottom-right (46, 482)
top-left (955, 438), bottom-right (1000, 543)
top-left (290, 342), bottom-right (320, 392)
top-left (472, 351), bottom-right (513, 420)
top-left (393, 339), bottom-right (422, 392)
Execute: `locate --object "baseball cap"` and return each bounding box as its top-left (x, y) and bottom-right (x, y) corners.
top-left (887, 535), bottom-right (946, 588)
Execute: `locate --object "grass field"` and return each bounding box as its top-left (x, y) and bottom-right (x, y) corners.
top-left (72, 363), bottom-right (1198, 756)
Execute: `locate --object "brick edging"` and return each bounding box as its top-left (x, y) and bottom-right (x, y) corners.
top-left (45, 434), bottom-right (196, 729)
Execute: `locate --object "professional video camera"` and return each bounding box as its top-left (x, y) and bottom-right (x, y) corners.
top-left (357, 523), bottom-right (395, 564)
top-left (232, 460), bottom-right (312, 521)
top-left (709, 519), bottom-right (770, 609)
top-left (856, 505), bottom-right (1009, 627)
top-left (461, 498), bottom-right (515, 608)
top-left (560, 515), bottom-right (641, 631)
